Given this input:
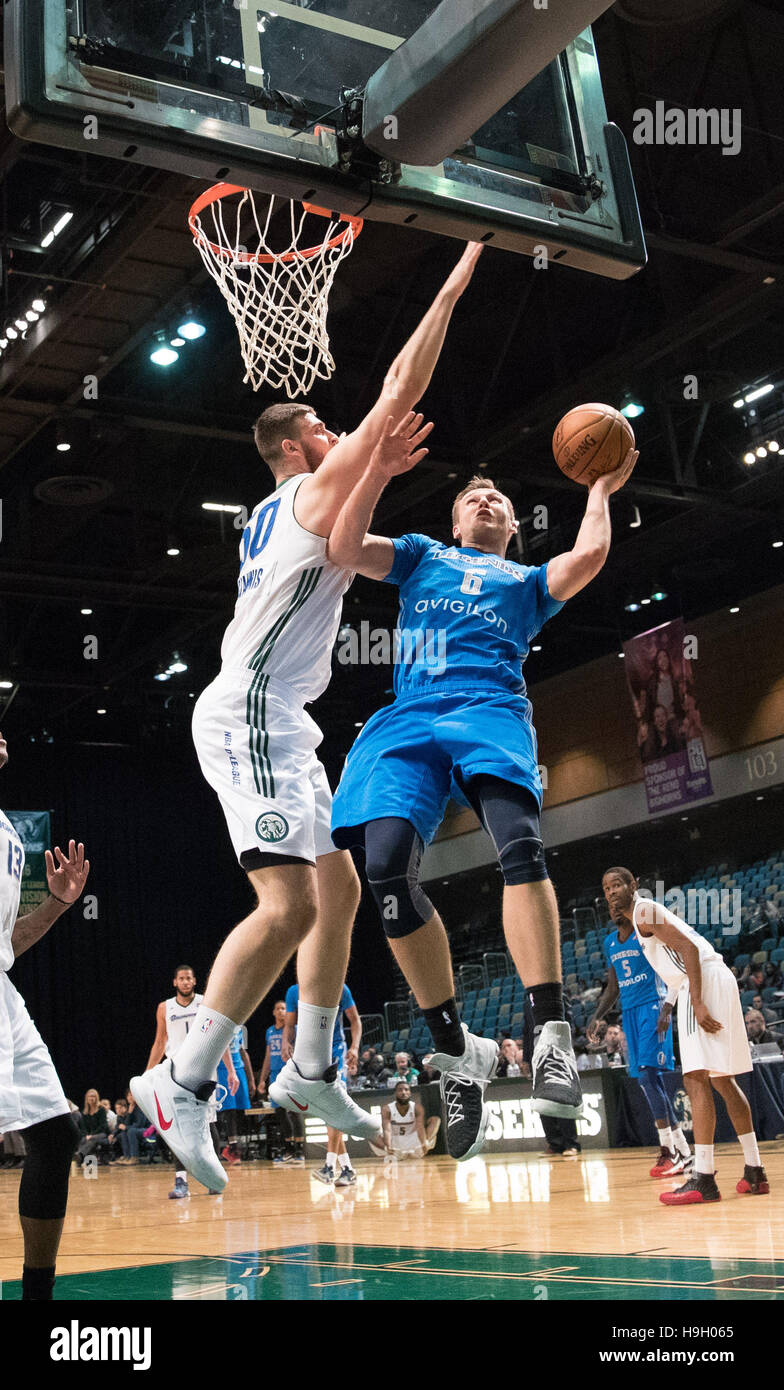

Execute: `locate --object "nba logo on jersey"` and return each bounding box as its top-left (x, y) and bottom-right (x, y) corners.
top-left (460, 571), bottom-right (483, 595)
top-left (201, 1019), bottom-right (213, 1035)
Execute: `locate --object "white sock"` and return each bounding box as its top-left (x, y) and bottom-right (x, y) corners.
top-left (172, 1005), bottom-right (239, 1091)
top-left (656, 1125), bottom-right (673, 1149)
top-left (176, 1169), bottom-right (187, 1182)
top-left (695, 1143), bottom-right (714, 1175)
top-left (671, 1126), bottom-right (691, 1158)
top-left (326, 1151), bottom-right (337, 1171)
top-left (338, 1151), bottom-right (352, 1170)
top-left (738, 1132), bottom-right (761, 1167)
top-left (293, 1001), bottom-right (339, 1079)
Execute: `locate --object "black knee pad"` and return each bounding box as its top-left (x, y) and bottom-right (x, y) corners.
top-left (364, 818), bottom-right (435, 939)
top-left (468, 776), bottom-right (549, 885)
top-left (19, 1112), bottom-right (80, 1221)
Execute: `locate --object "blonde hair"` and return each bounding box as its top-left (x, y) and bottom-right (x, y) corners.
top-left (451, 475), bottom-right (515, 527)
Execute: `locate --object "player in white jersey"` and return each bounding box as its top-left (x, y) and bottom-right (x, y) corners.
top-left (608, 868), bottom-right (769, 1205)
top-left (143, 965), bottom-right (238, 1198)
top-left (372, 1081), bottom-right (440, 1159)
top-left (131, 245), bottom-right (483, 1192)
top-left (0, 729), bottom-right (90, 1299)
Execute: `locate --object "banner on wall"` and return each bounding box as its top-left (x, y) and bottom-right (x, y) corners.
top-left (623, 619), bottom-right (713, 814)
top-left (7, 810), bottom-right (51, 911)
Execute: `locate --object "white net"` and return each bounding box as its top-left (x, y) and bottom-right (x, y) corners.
top-left (189, 185), bottom-right (361, 398)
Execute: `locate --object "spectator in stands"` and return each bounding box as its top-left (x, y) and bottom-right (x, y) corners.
top-left (745, 1009), bottom-right (783, 1051)
top-left (603, 1023), bottom-right (628, 1068)
top-left (99, 1097), bottom-right (117, 1135)
top-left (740, 964), bottom-right (766, 992)
top-left (109, 1097), bottom-right (128, 1161)
top-left (765, 961), bottom-right (782, 989)
top-left (365, 1053), bottom-right (393, 1088)
top-left (751, 993), bottom-right (778, 1024)
top-left (389, 1051), bottom-right (420, 1087)
top-left (763, 898), bottom-right (782, 930)
top-left (76, 1089), bottom-right (110, 1164)
top-left (496, 1038), bottom-right (525, 1077)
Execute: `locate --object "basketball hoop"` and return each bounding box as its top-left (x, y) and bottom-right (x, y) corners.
top-left (188, 183), bottom-right (363, 398)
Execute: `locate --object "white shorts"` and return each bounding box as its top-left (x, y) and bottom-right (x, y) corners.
top-left (192, 667), bottom-right (336, 868)
top-left (0, 972), bottom-right (70, 1132)
top-left (389, 1130), bottom-right (422, 1157)
top-left (677, 961), bottom-right (753, 1078)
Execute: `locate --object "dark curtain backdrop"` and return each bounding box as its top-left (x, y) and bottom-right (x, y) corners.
top-left (2, 740), bottom-right (397, 1104)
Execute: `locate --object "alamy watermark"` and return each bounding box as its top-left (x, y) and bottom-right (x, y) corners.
top-left (633, 102), bottom-right (741, 156)
top-left (337, 622), bottom-right (446, 676)
top-left (638, 882), bottom-right (741, 934)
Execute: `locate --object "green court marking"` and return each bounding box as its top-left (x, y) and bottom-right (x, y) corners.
top-left (4, 1245), bottom-right (784, 1300)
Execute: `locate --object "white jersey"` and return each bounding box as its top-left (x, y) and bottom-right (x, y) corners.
top-left (220, 475), bottom-right (353, 702)
top-left (164, 993), bottom-right (204, 1059)
top-left (0, 808), bottom-right (24, 973)
top-left (389, 1099), bottom-right (417, 1139)
top-left (631, 893), bottom-right (721, 1004)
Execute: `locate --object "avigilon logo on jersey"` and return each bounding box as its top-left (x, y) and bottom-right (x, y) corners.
top-left (256, 812), bottom-right (289, 843)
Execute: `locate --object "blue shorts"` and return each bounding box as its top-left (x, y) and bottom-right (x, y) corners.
top-left (331, 688), bottom-right (542, 847)
top-left (217, 1061), bottom-right (251, 1111)
top-left (623, 999), bottom-right (675, 1078)
top-left (333, 1047), bottom-right (348, 1087)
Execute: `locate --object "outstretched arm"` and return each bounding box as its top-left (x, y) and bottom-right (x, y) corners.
top-left (586, 967), bottom-right (620, 1041)
top-left (11, 839), bottom-right (90, 958)
top-left (146, 1002), bottom-right (168, 1071)
top-left (326, 412), bottom-right (432, 577)
top-left (636, 900), bottom-right (722, 1034)
top-left (296, 245), bottom-right (481, 536)
top-left (546, 449), bottom-right (638, 602)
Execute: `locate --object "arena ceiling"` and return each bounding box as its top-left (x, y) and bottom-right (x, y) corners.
top-left (0, 0), bottom-right (783, 783)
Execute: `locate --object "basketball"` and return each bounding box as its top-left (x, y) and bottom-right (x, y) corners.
top-left (552, 403), bottom-right (635, 486)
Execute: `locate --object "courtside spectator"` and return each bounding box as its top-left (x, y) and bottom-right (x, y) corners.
top-left (76, 1089), bottom-right (110, 1164)
top-left (745, 1009), bottom-right (783, 1052)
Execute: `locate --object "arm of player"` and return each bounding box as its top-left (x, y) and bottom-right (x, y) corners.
top-left (145, 1001), bottom-right (169, 1071)
top-left (344, 1004), bottom-right (362, 1075)
top-left (546, 449), bottom-right (638, 601)
top-left (326, 412), bottom-right (433, 577)
top-left (296, 245), bottom-right (480, 536)
top-left (11, 839), bottom-right (90, 958)
top-left (586, 966), bottom-right (620, 1042)
top-left (281, 1011), bottom-right (297, 1062)
top-left (381, 1104), bottom-right (393, 1153)
top-left (259, 1043), bottom-right (271, 1095)
top-left (414, 1102), bottom-right (428, 1157)
top-left (240, 1047), bottom-right (255, 1100)
top-left (636, 900), bottom-right (722, 1034)
top-left (222, 1048), bottom-right (239, 1095)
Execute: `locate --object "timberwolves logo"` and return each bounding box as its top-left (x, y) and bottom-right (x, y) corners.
top-left (256, 812), bottom-right (289, 843)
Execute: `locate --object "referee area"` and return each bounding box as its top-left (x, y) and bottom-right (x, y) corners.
top-left (2, 0), bottom-right (784, 1339)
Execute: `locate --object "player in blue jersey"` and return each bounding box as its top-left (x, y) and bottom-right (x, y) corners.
top-left (284, 981), bottom-right (362, 1185)
top-left (328, 416), bottom-right (637, 1160)
top-left (216, 1023), bottom-right (254, 1165)
top-left (587, 867), bottom-right (692, 1178)
top-left (259, 1000), bottom-right (303, 1164)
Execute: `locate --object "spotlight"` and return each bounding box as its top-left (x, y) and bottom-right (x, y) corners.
top-left (625, 601), bottom-right (640, 612)
top-left (640, 597), bottom-right (651, 605)
top-left (6, 326), bottom-right (18, 340)
top-left (768, 440), bottom-right (780, 452)
top-left (25, 309), bottom-right (39, 322)
top-left (531, 644), bottom-right (542, 652)
top-left (176, 305), bottom-right (206, 340)
top-left (744, 384), bottom-right (774, 404)
top-left (651, 590), bottom-right (667, 602)
top-left (31, 298), bottom-right (46, 313)
top-left (80, 607), bottom-right (93, 615)
top-left (773, 540), bottom-right (783, 549)
top-left (41, 210), bottom-right (73, 249)
top-left (150, 330), bottom-right (178, 367)
top-left (15, 319), bottom-right (27, 332)
top-left (166, 545), bottom-right (180, 557)
top-left (629, 506), bottom-right (641, 528)
top-left (170, 335), bottom-right (186, 348)
top-left (154, 671), bottom-right (171, 682)
top-left (756, 446), bottom-right (767, 458)
top-left (620, 393), bottom-right (644, 419)
top-left (96, 708), bottom-right (107, 715)
top-left (168, 655), bottom-right (188, 674)
top-left (202, 502), bottom-right (243, 514)
top-left (56, 423), bottom-right (71, 452)
top-left (744, 452), bottom-right (756, 465)
top-left (0, 339), bottom-right (6, 350)
top-left (730, 606), bottom-right (740, 613)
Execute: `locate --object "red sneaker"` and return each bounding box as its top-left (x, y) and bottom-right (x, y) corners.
top-left (736, 1164), bottom-right (769, 1195)
top-left (660, 1171), bottom-right (721, 1205)
top-left (650, 1149), bottom-right (689, 1178)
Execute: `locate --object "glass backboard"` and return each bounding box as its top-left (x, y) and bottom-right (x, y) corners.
top-left (6, 0), bottom-right (646, 278)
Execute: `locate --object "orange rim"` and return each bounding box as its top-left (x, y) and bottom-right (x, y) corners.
top-left (188, 183), bottom-right (363, 264)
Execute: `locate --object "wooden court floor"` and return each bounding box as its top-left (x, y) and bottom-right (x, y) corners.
top-left (2, 1144), bottom-right (783, 1300)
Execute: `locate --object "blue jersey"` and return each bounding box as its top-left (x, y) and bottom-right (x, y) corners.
top-left (228, 1025), bottom-right (245, 1060)
top-left (285, 983), bottom-right (354, 1054)
top-left (265, 1024), bottom-right (284, 1081)
top-left (384, 536), bottom-right (564, 699)
top-left (603, 928), bottom-right (663, 1009)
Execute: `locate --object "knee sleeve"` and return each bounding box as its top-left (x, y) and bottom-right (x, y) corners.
top-left (364, 818), bottom-right (435, 938)
top-left (19, 1112), bottom-right (79, 1221)
top-left (637, 1066), bottom-right (670, 1119)
top-left (469, 777), bottom-right (549, 885)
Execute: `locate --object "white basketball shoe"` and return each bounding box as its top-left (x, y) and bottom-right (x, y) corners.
top-left (130, 1058), bottom-right (227, 1193)
top-left (269, 1059), bottom-right (382, 1141)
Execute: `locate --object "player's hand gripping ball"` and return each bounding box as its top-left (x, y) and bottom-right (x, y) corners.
top-left (553, 403), bottom-right (635, 486)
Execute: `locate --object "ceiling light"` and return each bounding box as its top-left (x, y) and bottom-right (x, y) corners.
top-left (531, 644), bottom-right (542, 652)
top-left (170, 335), bottom-right (186, 348)
top-left (201, 502), bottom-right (243, 514)
top-left (773, 540), bottom-right (783, 549)
top-left (620, 393), bottom-right (644, 419)
top-left (56, 423), bottom-right (71, 452)
top-left (730, 606), bottom-right (740, 613)
top-left (743, 452), bottom-right (756, 465)
top-left (629, 506), bottom-right (641, 528)
top-left (31, 298), bottom-right (46, 313)
top-left (15, 319), bottom-right (27, 332)
top-left (0, 680), bottom-right (14, 689)
top-left (756, 446), bottom-right (767, 458)
top-left (651, 590), bottom-right (667, 601)
top-left (166, 546), bottom-right (180, 557)
top-left (154, 672), bottom-right (171, 682)
top-left (640, 597), bottom-right (651, 605)
top-left (150, 330), bottom-right (178, 367)
top-left (168, 655), bottom-right (188, 674)
top-left (618, 652), bottom-right (625, 658)
top-left (625, 601), bottom-right (640, 612)
top-left (744, 384), bottom-right (774, 404)
top-left (81, 607), bottom-right (93, 615)
top-left (96, 708), bottom-right (106, 715)
top-left (0, 339), bottom-right (6, 350)
top-left (768, 440), bottom-right (780, 452)
top-left (6, 326), bottom-right (18, 340)
top-left (177, 305), bottom-right (206, 340)
top-left (25, 309), bottom-right (39, 322)
top-left (733, 398), bottom-right (745, 409)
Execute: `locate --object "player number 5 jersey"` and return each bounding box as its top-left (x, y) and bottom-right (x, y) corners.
top-left (219, 475), bottom-right (353, 703)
